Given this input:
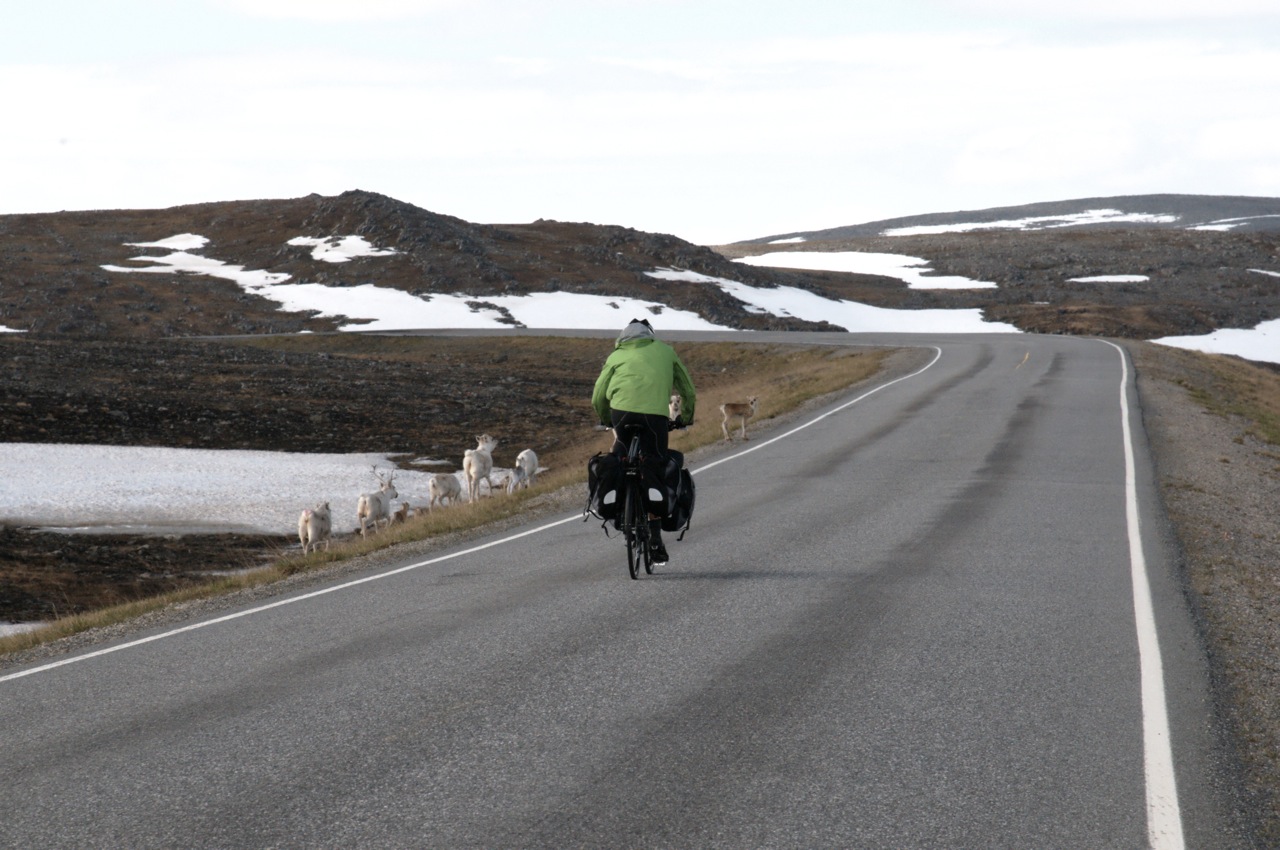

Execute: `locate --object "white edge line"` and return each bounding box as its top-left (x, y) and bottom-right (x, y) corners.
top-left (0, 517), bottom-right (579, 684)
top-left (693, 345), bottom-right (943, 474)
top-left (1102, 339), bottom-right (1185, 850)
top-left (1, 345), bottom-right (943, 685)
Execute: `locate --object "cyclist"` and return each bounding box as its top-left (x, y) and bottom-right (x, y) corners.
top-left (591, 318), bottom-right (696, 564)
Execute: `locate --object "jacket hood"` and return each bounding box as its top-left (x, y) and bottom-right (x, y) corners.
top-left (616, 319), bottom-right (656, 346)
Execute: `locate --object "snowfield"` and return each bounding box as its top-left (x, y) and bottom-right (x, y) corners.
top-left (0, 443), bottom-right (519, 537)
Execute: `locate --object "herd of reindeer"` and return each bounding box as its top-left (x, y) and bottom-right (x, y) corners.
top-left (295, 434), bottom-right (538, 555)
top-left (294, 394), bottom-right (760, 556)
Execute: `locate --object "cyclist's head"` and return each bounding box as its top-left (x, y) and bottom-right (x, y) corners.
top-left (618, 317), bottom-right (656, 343)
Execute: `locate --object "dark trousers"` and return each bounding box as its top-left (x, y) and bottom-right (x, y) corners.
top-left (610, 410), bottom-right (669, 459)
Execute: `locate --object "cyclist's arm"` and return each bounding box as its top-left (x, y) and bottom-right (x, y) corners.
top-left (672, 356), bottom-right (696, 425)
top-left (591, 364), bottom-right (616, 426)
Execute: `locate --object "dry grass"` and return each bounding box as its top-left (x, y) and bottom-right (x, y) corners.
top-left (0, 341), bottom-right (891, 656)
top-left (1175, 355), bottom-right (1280, 446)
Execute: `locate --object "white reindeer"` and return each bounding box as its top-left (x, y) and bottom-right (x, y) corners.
top-left (507, 448), bottom-right (539, 493)
top-left (428, 472), bottom-right (463, 510)
top-left (356, 467), bottom-right (398, 537)
top-left (720, 396), bottom-right (759, 442)
top-left (298, 501), bottom-right (332, 554)
top-left (463, 434), bottom-right (498, 503)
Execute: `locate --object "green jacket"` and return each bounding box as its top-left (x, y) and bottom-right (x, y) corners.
top-left (592, 323), bottom-right (696, 426)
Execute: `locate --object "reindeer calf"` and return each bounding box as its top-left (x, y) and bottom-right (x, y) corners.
top-left (298, 501), bottom-right (332, 555)
top-left (720, 396), bottom-right (759, 442)
top-left (508, 448), bottom-right (539, 493)
top-left (428, 472), bottom-right (463, 510)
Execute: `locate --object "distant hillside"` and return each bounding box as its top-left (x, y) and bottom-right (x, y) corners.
top-left (1, 190), bottom-right (1277, 342)
top-left (717, 195), bottom-right (1280, 342)
top-left (746, 194), bottom-right (1280, 243)
top-left (0, 190), bottom-right (834, 337)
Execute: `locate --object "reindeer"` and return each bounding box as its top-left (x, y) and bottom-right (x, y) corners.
top-left (720, 396), bottom-right (759, 442)
top-left (428, 472), bottom-right (463, 510)
top-left (463, 434), bottom-right (499, 503)
top-left (508, 448), bottom-right (539, 493)
top-left (356, 467), bottom-right (398, 537)
top-left (389, 502), bottom-right (410, 525)
top-left (298, 501), bottom-right (332, 554)
top-left (668, 393), bottom-right (683, 423)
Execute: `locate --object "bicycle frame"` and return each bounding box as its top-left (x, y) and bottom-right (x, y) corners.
top-left (619, 428), bottom-right (655, 579)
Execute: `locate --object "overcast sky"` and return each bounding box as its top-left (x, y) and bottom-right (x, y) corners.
top-left (5, 0), bottom-right (1278, 244)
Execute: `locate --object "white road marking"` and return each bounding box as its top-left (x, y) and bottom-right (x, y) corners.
top-left (1103, 339), bottom-right (1186, 850)
top-left (694, 345), bottom-right (942, 474)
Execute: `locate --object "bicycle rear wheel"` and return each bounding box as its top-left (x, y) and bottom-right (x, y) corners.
top-left (643, 514), bottom-right (655, 575)
top-left (624, 478), bottom-right (641, 580)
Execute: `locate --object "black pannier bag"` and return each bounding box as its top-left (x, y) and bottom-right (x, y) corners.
top-left (586, 452), bottom-right (624, 523)
top-left (653, 449), bottom-right (694, 536)
top-left (662, 458), bottom-right (695, 538)
top-left (587, 448), bottom-right (694, 538)
top-left (640, 453), bottom-right (672, 518)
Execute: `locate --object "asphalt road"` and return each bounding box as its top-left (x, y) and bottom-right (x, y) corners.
top-left (0, 333), bottom-right (1253, 848)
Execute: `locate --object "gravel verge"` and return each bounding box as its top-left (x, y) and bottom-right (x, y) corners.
top-left (1129, 341), bottom-right (1280, 845)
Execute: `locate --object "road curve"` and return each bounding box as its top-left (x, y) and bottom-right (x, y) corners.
top-left (0, 332), bottom-right (1254, 848)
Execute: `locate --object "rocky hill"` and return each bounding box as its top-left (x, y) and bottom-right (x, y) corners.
top-left (721, 195), bottom-right (1280, 340)
top-left (745, 194), bottom-right (1280, 241)
top-left (0, 190), bottom-right (836, 338)
top-left (1, 190), bottom-right (1277, 341)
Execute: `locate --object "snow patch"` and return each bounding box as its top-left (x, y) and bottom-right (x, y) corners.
top-left (102, 251), bottom-right (290, 288)
top-left (288, 235), bottom-right (399, 263)
top-left (646, 267), bottom-right (1018, 333)
top-left (731, 251), bottom-right (997, 289)
top-left (882, 209), bottom-right (1178, 237)
top-left (127, 233), bottom-right (210, 251)
top-left (1153, 318), bottom-right (1280, 366)
top-left (0, 443), bottom-right (531, 536)
top-left (1188, 214), bottom-right (1280, 232)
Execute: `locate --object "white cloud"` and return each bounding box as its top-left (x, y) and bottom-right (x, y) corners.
top-left (214, 0), bottom-right (460, 21)
top-left (1196, 118), bottom-right (1280, 160)
top-left (951, 127), bottom-right (1138, 188)
top-left (2, 2), bottom-right (1278, 243)
top-left (934, 0), bottom-right (1280, 20)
